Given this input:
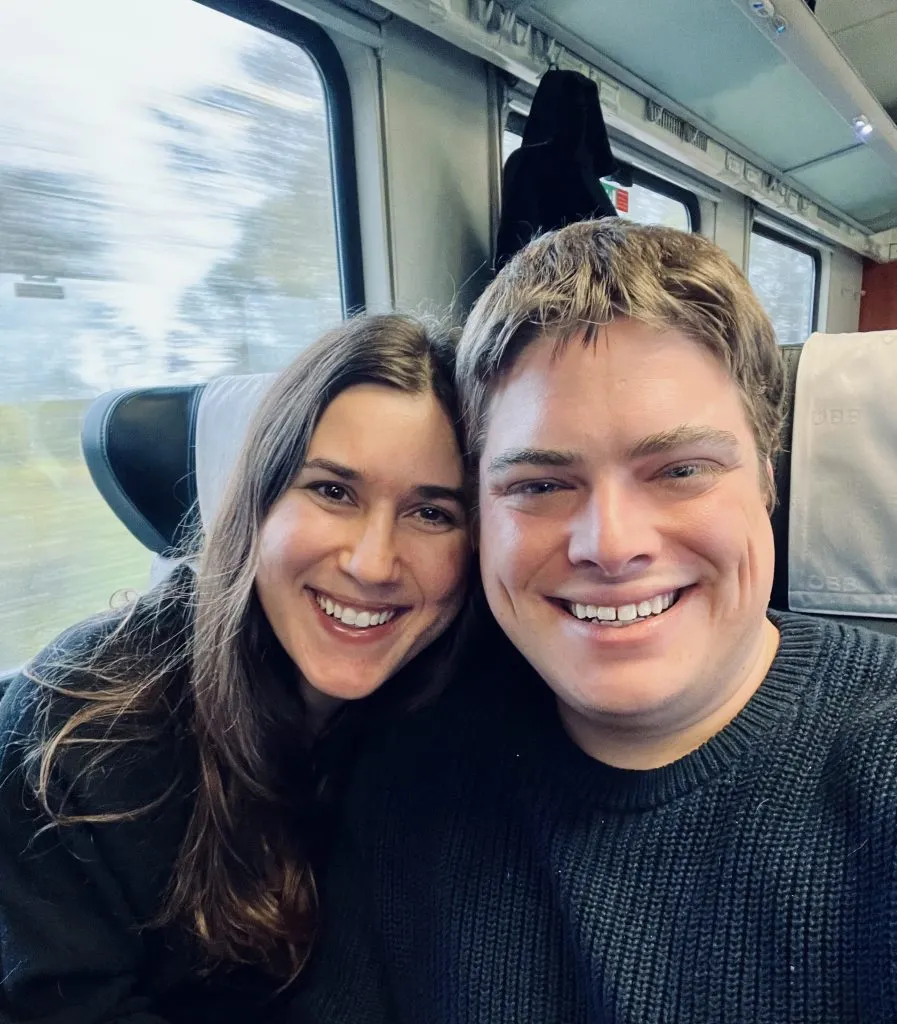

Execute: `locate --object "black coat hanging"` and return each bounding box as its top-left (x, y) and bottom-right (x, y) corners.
top-left (495, 69), bottom-right (619, 270)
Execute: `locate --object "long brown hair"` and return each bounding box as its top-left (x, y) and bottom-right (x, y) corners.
top-left (27, 313), bottom-right (465, 983)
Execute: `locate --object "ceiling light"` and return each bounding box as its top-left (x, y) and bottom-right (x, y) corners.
top-left (750, 0), bottom-right (775, 16)
top-left (852, 115), bottom-right (874, 141)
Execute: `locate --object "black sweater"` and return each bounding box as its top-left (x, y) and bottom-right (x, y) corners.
top-left (0, 615), bottom-right (292, 1023)
top-left (293, 612), bottom-right (897, 1023)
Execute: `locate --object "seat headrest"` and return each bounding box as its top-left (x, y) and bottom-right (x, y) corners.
top-left (788, 331), bottom-right (897, 620)
top-left (194, 374), bottom-right (275, 528)
top-left (81, 374), bottom-right (275, 555)
top-left (81, 385), bottom-right (205, 554)
top-left (770, 336), bottom-right (897, 635)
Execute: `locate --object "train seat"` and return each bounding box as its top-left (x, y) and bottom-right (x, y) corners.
top-left (770, 334), bottom-right (897, 634)
top-left (80, 375), bottom-right (274, 570)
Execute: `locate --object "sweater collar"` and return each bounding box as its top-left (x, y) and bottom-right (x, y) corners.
top-left (506, 612), bottom-right (830, 812)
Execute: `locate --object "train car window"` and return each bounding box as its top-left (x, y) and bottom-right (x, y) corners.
top-left (603, 173), bottom-right (694, 232)
top-left (748, 225), bottom-right (819, 346)
top-left (501, 124), bottom-right (696, 232)
top-left (0, 0), bottom-right (359, 670)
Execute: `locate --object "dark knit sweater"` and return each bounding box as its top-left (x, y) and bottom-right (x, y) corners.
top-left (293, 612), bottom-right (897, 1023)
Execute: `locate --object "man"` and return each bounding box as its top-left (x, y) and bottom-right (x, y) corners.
top-left (295, 220), bottom-right (897, 1023)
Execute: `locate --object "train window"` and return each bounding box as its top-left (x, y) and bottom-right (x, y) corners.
top-left (0, 0), bottom-right (359, 670)
top-left (603, 174), bottom-right (694, 232)
top-left (748, 226), bottom-right (819, 346)
top-left (501, 122), bottom-right (696, 232)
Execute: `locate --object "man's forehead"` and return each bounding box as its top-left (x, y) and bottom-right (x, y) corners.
top-left (481, 325), bottom-right (749, 458)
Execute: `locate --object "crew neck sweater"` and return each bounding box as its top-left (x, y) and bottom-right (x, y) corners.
top-left (294, 612), bottom-right (897, 1023)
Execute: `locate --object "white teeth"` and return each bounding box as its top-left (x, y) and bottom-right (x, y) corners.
top-left (315, 593), bottom-right (397, 629)
top-left (567, 590), bottom-right (680, 626)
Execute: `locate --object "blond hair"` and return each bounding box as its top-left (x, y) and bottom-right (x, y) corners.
top-left (458, 219), bottom-right (785, 488)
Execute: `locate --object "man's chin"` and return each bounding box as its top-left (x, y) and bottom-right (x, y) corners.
top-left (550, 666), bottom-right (696, 724)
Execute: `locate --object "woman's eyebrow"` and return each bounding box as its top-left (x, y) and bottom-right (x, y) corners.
top-left (414, 484), bottom-right (466, 505)
top-left (303, 461), bottom-right (465, 506)
top-left (301, 458), bottom-right (362, 481)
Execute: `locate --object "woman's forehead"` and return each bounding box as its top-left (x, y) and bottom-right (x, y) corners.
top-left (307, 384), bottom-right (464, 488)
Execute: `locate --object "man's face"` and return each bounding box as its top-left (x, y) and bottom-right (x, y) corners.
top-left (478, 320), bottom-right (776, 739)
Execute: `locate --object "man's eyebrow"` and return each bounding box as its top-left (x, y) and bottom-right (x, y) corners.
top-left (486, 448), bottom-right (580, 475)
top-left (627, 426), bottom-right (740, 459)
top-left (301, 458), bottom-right (362, 481)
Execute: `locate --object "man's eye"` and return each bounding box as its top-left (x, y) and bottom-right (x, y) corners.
top-left (661, 462), bottom-right (718, 483)
top-left (506, 480), bottom-right (564, 496)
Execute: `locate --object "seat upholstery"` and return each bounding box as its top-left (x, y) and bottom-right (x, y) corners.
top-left (769, 343), bottom-right (897, 635)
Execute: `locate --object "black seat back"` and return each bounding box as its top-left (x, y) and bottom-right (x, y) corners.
top-left (80, 385), bottom-right (206, 555)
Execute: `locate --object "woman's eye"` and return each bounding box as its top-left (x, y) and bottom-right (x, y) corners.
top-left (312, 482), bottom-right (350, 503)
top-left (413, 506), bottom-right (456, 528)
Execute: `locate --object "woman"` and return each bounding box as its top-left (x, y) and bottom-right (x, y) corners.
top-left (0, 314), bottom-right (470, 1022)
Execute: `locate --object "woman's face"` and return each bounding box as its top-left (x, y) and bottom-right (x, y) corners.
top-left (255, 383), bottom-right (469, 703)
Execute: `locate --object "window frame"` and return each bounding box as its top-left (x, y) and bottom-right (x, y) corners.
top-left (749, 221), bottom-right (821, 338)
top-left (196, 0), bottom-right (365, 314)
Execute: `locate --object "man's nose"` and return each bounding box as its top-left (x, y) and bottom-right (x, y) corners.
top-left (566, 480), bottom-right (659, 578)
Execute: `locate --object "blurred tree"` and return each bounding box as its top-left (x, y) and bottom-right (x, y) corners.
top-left (153, 32), bottom-right (340, 374)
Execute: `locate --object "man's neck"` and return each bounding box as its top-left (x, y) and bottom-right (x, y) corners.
top-left (558, 618), bottom-right (781, 771)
